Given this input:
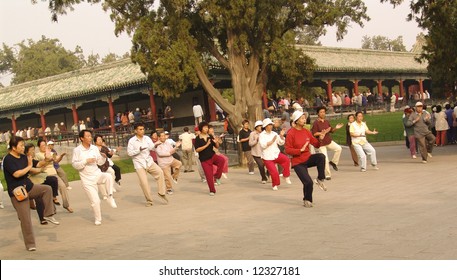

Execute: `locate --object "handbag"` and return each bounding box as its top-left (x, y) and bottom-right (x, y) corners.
top-left (13, 186), bottom-right (28, 202)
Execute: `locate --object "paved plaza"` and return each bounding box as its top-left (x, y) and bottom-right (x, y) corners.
top-left (1, 144), bottom-right (457, 260)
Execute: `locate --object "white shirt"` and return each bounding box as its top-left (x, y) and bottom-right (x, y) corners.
top-left (350, 121), bottom-right (369, 145)
top-left (193, 105), bottom-right (204, 118)
top-left (179, 132), bottom-right (196, 150)
top-left (259, 130), bottom-right (284, 160)
top-left (127, 135), bottom-right (155, 169)
top-left (72, 144), bottom-right (105, 181)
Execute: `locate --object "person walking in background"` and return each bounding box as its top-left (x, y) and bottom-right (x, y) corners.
top-left (238, 120), bottom-right (256, 175)
top-left (285, 111), bottom-right (327, 208)
top-left (311, 106), bottom-right (343, 180)
top-left (72, 130), bottom-right (117, 225)
top-left (127, 124), bottom-right (168, 207)
top-left (350, 112), bottom-right (379, 172)
top-left (259, 118), bottom-right (291, 191)
top-left (345, 114), bottom-right (359, 166)
top-left (407, 102), bottom-right (435, 163)
top-left (179, 127), bottom-right (196, 173)
top-left (192, 101), bottom-right (205, 127)
top-left (445, 104), bottom-right (456, 144)
top-left (249, 120), bottom-right (269, 184)
top-left (434, 105), bottom-right (449, 146)
top-left (3, 136), bottom-right (59, 251)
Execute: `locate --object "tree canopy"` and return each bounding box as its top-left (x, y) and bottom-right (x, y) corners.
top-left (382, 0), bottom-right (457, 95)
top-left (0, 35), bottom-right (130, 85)
top-left (361, 35), bottom-right (407, 52)
top-left (41, 0), bottom-right (370, 129)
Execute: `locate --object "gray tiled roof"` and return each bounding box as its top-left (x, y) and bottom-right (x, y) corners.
top-left (0, 59), bottom-right (146, 111)
top-left (0, 46), bottom-right (428, 111)
top-left (298, 45), bottom-right (428, 73)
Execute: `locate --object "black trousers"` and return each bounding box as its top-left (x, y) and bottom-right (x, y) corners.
top-left (293, 153), bottom-right (325, 202)
top-left (252, 156), bottom-right (268, 181)
top-left (112, 164), bottom-right (122, 182)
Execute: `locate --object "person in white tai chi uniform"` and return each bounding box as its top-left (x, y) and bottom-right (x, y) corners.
top-left (72, 129), bottom-right (117, 226)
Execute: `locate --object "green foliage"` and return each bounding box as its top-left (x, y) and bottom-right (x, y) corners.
top-left (361, 35), bottom-right (407, 51)
top-left (1, 36), bottom-right (85, 85)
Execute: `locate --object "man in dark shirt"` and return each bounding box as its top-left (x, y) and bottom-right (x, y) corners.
top-left (238, 120), bottom-right (255, 175)
top-left (311, 107), bottom-right (343, 180)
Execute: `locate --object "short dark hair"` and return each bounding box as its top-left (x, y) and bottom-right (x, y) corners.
top-left (8, 136), bottom-right (24, 150)
top-left (355, 111), bottom-right (363, 118)
top-left (183, 127), bottom-right (189, 132)
top-left (25, 143), bottom-right (35, 155)
top-left (79, 129), bottom-right (92, 139)
top-left (134, 123), bottom-right (145, 130)
top-left (198, 121), bottom-right (209, 132)
top-left (94, 135), bottom-right (103, 143)
top-left (242, 119), bottom-right (249, 125)
top-left (316, 106), bottom-right (327, 114)
top-left (37, 138), bottom-right (46, 148)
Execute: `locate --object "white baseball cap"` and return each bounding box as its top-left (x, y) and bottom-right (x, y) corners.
top-left (415, 101), bottom-right (423, 107)
top-left (254, 120), bottom-right (263, 128)
top-left (47, 141), bottom-right (54, 145)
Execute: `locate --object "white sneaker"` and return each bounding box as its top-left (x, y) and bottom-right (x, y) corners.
top-left (361, 168), bottom-right (366, 172)
top-left (272, 186), bottom-right (278, 191)
top-left (0, 203), bottom-right (4, 209)
top-left (303, 200), bottom-right (313, 208)
top-left (428, 153), bottom-right (433, 158)
top-left (107, 196), bottom-right (117, 208)
top-left (314, 179), bottom-right (327, 191)
top-left (261, 180), bottom-right (267, 184)
top-left (66, 186), bottom-right (72, 190)
top-left (209, 192), bottom-right (215, 196)
top-left (172, 178), bottom-right (178, 184)
top-left (279, 174), bottom-right (283, 177)
top-left (222, 173), bottom-right (228, 179)
top-left (372, 165), bottom-right (379, 170)
top-left (44, 216), bottom-right (60, 225)
top-left (28, 247), bottom-right (37, 251)
top-left (285, 177), bottom-right (292, 184)
top-left (412, 155), bottom-right (417, 159)
top-left (248, 172), bottom-right (254, 175)
top-left (95, 220), bottom-right (102, 226)
top-left (202, 178), bottom-right (207, 183)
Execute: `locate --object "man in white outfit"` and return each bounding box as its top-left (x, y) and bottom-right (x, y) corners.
top-left (72, 130), bottom-right (117, 225)
top-left (127, 123), bottom-right (168, 207)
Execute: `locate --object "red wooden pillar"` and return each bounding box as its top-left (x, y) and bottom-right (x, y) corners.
top-left (377, 80), bottom-right (383, 96)
top-left (40, 110), bottom-right (46, 131)
top-left (72, 104), bottom-right (79, 125)
top-left (399, 79), bottom-right (405, 97)
top-left (353, 79), bottom-right (359, 97)
top-left (208, 96), bottom-right (216, 122)
top-left (108, 97), bottom-right (116, 133)
top-left (11, 114), bottom-right (17, 134)
top-left (149, 89), bottom-right (158, 129)
top-left (326, 80), bottom-right (333, 105)
top-left (262, 90), bottom-right (268, 109)
top-left (419, 79), bottom-right (424, 100)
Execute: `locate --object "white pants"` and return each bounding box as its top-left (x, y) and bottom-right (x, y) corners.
top-left (316, 140), bottom-right (342, 177)
top-left (353, 142), bottom-right (377, 170)
top-left (81, 172), bottom-right (114, 223)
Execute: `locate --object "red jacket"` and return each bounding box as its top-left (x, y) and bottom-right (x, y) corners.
top-left (285, 127), bottom-right (321, 167)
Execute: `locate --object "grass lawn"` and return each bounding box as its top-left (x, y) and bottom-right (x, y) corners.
top-left (328, 111), bottom-right (405, 144)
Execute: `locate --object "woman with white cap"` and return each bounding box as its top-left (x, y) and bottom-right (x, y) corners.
top-left (285, 111), bottom-right (327, 208)
top-left (259, 118), bottom-right (291, 190)
top-left (249, 120), bottom-right (269, 184)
